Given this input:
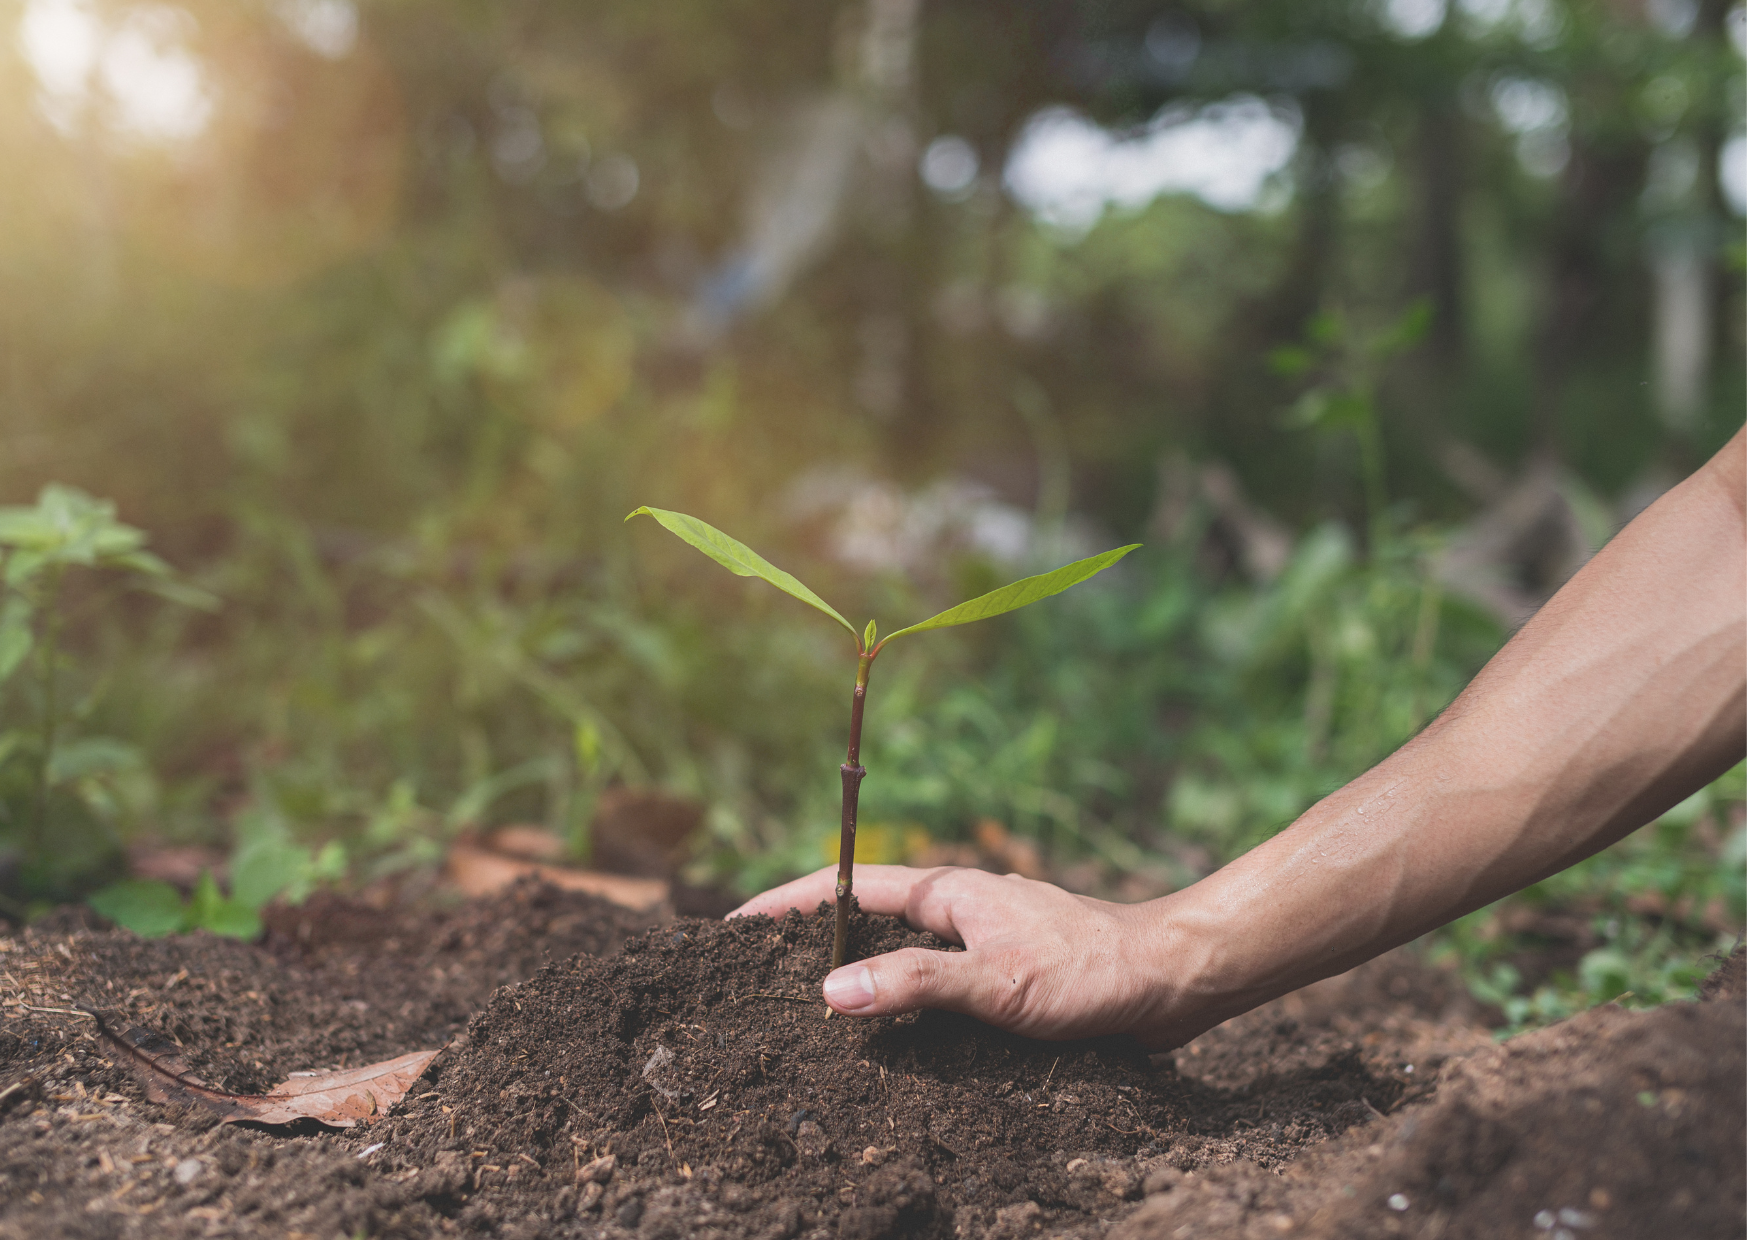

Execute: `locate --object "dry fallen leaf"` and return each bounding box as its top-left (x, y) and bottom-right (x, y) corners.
top-left (445, 838), bottom-right (667, 908)
top-left (89, 1008), bottom-right (437, 1128)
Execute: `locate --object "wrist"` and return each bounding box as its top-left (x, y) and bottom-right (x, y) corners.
top-left (1122, 887), bottom-right (1242, 1049)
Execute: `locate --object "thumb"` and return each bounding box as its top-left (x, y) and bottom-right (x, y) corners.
top-left (822, 947), bottom-right (983, 1018)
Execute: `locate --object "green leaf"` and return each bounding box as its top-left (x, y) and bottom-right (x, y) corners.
top-left (110, 550), bottom-right (171, 579)
top-left (1286, 390), bottom-right (1370, 431)
top-left (89, 879), bottom-right (187, 938)
top-left (0, 598), bottom-right (31, 686)
top-left (187, 871), bottom-right (261, 940)
top-left (575, 720), bottom-right (601, 775)
top-left (883, 545), bottom-right (1141, 645)
top-left (1307, 310), bottom-right (1343, 346)
top-left (200, 901), bottom-right (263, 941)
top-left (231, 836), bottom-right (311, 910)
top-left (1375, 296), bottom-right (1433, 356)
top-left (863, 619), bottom-right (877, 648)
top-left (1267, 345), bottom-right (1314, 378)
top-left (445, 756), bottom-right (557, 832)
top-left (47, 737), bottom-right (143, 785)
top-left (3, 549), bottom-right (46, 588)
top-left (626, 506), bottom-right (856, 638)
top-left (311, 841), bottom-right (349, 882)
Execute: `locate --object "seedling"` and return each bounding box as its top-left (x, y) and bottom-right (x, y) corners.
top-left (628, 507), bottom-right (1138, 968)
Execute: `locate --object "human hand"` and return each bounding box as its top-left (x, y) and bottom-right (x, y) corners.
top-left (728, 864), bottom-right (1196, 1048)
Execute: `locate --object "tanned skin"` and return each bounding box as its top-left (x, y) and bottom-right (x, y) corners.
top-left (732, 429), bottom-right (1746, 1050)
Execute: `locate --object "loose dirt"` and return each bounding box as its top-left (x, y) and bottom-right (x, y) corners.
top-left (0, 882), bottom-right (1738, 1240)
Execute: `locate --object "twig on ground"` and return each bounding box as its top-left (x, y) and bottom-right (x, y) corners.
top-left (650, 1095), bottom-right (676, 1164)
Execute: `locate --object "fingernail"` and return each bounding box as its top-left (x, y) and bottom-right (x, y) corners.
top-left (822, 965), bottom-right (876, 1012)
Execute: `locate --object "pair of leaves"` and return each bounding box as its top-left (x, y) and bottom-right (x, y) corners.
top-left (92, 1009), bottom-right (437, 1128)
top-left (626, 506), bottom-right (1138, 652)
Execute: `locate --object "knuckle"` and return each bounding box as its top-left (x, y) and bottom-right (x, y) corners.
top-left (892, 948), bottom-right (945, 1002)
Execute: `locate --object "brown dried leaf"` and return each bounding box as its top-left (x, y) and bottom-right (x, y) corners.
top-left (242, 1051), bottom-right (440, 1127)
top-left (90, 1009), bottom-right (437, 1128)
top-left (445, 838), bottom-right (667, 908)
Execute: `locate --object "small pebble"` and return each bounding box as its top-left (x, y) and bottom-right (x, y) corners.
top-left (1386, 1193), bottom-right (1409, 1212)
top-left (1535, 1210), bottom-right (1556, 1229)
top-left (172, 1158), bottom-right (202, 1186)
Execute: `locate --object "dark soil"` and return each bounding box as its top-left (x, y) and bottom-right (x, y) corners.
top-left (1117, 949), bottom-right (1747, 1240)
top-left (0, 883), bottom-right (1738, 1240)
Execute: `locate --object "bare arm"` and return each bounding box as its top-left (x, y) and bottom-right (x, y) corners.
top-left (733, 430), bottom-right (1746, 1048)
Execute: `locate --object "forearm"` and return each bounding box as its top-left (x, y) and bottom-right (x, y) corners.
top-left (1146, 432), bottom-right (1746, 1041)
top-left (735, 434), bottom-right (1743, 1051)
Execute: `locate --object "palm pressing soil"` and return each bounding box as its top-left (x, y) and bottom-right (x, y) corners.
top-left (0, 881), bottom-right (1738, 1240)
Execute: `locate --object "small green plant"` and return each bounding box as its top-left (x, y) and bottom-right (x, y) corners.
top-left (1268, 298), bottom-right (1432, 553)
top-left (0, 487), bottom-right (184, 845)
top-left (628, 507), bottom-right (1137, 968)
top-left (0, 486), bottom-right (215, 910)
top-left (87, 871), bottom-right (263, 940)
top-left (88, 787), bottom-right (353, 939)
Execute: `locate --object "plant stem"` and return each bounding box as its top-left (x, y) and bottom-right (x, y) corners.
top-left (831, 651), bottom-right (873, 970)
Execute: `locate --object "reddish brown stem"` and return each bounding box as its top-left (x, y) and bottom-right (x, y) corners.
top-left (832, 652), bottom-right (873, 969)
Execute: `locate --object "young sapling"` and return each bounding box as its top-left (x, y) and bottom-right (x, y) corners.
top-left (628, 506), bottom-right (1138, 969)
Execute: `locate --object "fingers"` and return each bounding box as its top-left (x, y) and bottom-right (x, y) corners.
top-left (822, 943), bottom-right (1040, 1032)
top-left (822, 947), bottom-right (977, 1018)
top-left (725, 865), bottom-right (838, 919)
top-left (725, 864), bottom-right (940, 920)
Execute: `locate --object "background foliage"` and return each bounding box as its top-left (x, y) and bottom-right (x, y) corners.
top-left (0, 0), bottom-right (1741, 1023)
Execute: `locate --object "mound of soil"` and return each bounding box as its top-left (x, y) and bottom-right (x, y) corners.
top-left (0, 883), bottom-right (1737, 1240)
top-left (1117, 949), bottom-right (1747, 1240)
top-left (360, 904), bottom-right (1440, 1240)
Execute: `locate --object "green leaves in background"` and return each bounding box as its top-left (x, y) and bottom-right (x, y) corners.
top-left (185, 872), bottom-right (263, 940)
top-left (86, 803), bottom-right (349, 940)
top-left (882, 544), bottom-right (1142, 645)
top-left (0, 484), bottom-right (217, 609)
top-left (627, 506), bottom-right (858, 639)
top-left (89, 873), bottom-right (260, 940)
top-left (87, 879), bottom-right (187, 938)
top-left (0, 484), bottom-right (167, 587)
top-left (0, 597), bottom-right (30, 688)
